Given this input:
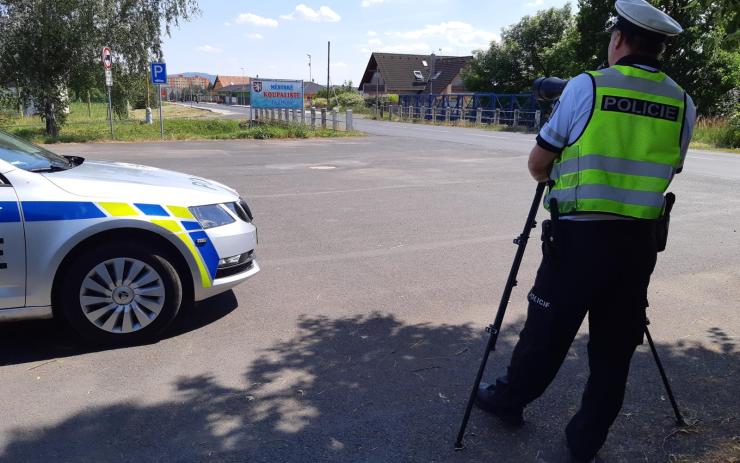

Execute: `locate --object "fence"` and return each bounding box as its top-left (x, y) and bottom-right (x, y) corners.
top-left (370, 104), bottom-right (541, 130)
top-left (249, 107), bottom-right (354, 132)
top-left (373, 92), bottom-right (543, 130)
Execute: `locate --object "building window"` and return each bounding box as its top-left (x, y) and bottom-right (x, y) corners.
top-left (413, 70), bottom-right (424, 81)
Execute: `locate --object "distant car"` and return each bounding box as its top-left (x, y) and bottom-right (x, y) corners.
top-left (0, 130), bottom-right (259, 344)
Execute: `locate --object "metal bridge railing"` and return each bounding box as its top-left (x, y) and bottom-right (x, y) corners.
top-left (372, 104), bottom-right (541, 130)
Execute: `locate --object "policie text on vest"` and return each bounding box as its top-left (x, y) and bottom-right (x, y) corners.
top-left (601, 95), bottom-right (680, 122)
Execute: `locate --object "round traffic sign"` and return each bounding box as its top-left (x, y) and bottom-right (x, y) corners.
top-left (102, 47), bottom-right (112, 70)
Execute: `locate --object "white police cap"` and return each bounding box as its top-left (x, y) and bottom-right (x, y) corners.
top-left (615, 0), bottom-right (683, 36)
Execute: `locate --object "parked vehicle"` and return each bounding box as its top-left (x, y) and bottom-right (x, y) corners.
top-left (0, 130), bottom-right (259, 344)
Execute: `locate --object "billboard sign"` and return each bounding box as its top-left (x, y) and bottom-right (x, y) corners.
top-left (250, 79), bottom-right (304, 109)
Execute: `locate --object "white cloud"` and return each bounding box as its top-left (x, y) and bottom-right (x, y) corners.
top-left (368, 38), bottom-right (382, 46)
top-left (525, 0), bottom-right (545, 7)
top-left (385, 21), bottom-right (498, 52)
top-left (195, 45), bottom-right (223, 54)
top-left (246, 33), bottom-right (264, 40)
top-left (367, 31), bottom-right (377, 37)
top-left (331, 62), bottom-right (348, 68)
top-left (280, 4), bottom-right (341, 22)
top-left (234, 12), bottom-right (279, 27)
top-left (224, 22), bottom-right (232, 27)
top-left (361, 42), bottom-right (432, 54)
top-left (361, 0), bottom-right (387, 6)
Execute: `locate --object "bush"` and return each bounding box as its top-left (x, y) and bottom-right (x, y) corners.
top-left (363, 94), bottom-right (399, 107)
top-left (693, 115), bottom-right (740, 149)
top-left (331, 92), bottom-right (364, 109)
top-left (308, 97), bottom-right (328, 108)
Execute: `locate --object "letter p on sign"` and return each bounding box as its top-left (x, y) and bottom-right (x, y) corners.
top-left (150, 63), bottom-right (167, 84)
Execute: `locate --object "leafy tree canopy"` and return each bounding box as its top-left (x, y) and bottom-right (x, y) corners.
top-left (0, 0), bottom-right (199, 135)
top-left (463, 0), bottom-right (739, 115)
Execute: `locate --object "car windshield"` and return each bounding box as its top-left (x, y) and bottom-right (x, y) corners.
top-left (0, 130), bottom-right (71, 172)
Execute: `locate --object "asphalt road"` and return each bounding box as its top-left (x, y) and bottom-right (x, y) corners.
top-left (0, 122), bottom-right (738, 463)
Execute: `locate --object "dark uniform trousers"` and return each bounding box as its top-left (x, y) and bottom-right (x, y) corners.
top-left (490, 219), bottom-right (658, 458)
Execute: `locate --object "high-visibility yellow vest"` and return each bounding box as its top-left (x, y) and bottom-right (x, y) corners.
top-left (546, 65), bottom-right (686, 219)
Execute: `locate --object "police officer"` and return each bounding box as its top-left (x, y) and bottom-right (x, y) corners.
top-left (475, 0), bottom-right (696, 461)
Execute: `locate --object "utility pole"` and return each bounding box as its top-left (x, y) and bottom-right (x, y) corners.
top-left (326, 42), bottom-right (330, 105)
top-left (429, 52), bottom-right (435, 101)
top-left (306, 54), bottom-right (312, 82)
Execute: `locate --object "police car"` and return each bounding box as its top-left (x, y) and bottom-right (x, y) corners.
top-left (0, 129), bottom-right (259, 344)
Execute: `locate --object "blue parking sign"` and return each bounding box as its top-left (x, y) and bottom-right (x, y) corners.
top-left (150, 63), bottom-right (167, 84)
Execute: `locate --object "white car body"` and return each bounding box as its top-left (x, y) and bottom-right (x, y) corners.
top-left (0, 152), bottom-right (259, 324)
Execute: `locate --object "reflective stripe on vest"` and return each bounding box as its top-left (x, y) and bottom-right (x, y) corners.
top-left (546, 65), bottom-right (685, 220)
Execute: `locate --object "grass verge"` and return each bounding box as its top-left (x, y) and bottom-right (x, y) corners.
top-left (1, 102), bottom-right (359, 144)
top-left (691, 117), bottom-right (740, 153)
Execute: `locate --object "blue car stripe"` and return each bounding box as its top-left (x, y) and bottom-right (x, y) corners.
top-left (22, 202), bottom-right (105, 221)
top-left (0, 202), bottom-right (21, 223)
top-left (188, 231), bottom-right (219, 279)
top-left (181, 221), bottom-right (201, 231)
top-left (134, 203), bottom-right (170, 217)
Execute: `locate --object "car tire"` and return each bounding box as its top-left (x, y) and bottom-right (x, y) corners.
top-left (58, 242), bottom-right (183, 345)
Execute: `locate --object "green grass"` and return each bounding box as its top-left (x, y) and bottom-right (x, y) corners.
top-left (1, 102), bottom-right (359, 143)
top-left (690, 117), bottom-right (740, 152)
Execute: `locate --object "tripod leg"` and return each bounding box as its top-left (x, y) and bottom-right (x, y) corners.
top-left (454, 183), bottom-right (547, 450)
top-left (644, 323), bottom-right (687, 426)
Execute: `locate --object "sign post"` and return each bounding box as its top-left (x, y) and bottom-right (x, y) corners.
top-left (101, 47), bottom-right (114, 138)
top-left (150, 62), bottom-right (168, 139)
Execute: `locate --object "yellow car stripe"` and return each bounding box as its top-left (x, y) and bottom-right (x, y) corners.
top-left (176, 234), bottom-right (212, 288)
top-left (151, 219), bottom-right (183, 234)
top-left (98, 202), bottom-right (139, 217)
top-left (94, 202), bottom-right (212, 288)
top-left (151, 218), bottom-right (212, 288)
top-left (167, 205), bottom-right (195, 219)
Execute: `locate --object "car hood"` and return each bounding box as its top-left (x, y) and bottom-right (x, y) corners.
top-left (42, 160), bottom-right (239, 206)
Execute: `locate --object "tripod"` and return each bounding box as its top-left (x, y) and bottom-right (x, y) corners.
top-left (454, 183), bottom-right (686, 450)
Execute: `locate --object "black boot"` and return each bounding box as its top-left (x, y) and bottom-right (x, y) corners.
top-left (474, 382), bottom-right (524, 427)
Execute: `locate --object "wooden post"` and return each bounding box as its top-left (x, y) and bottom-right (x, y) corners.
top-left (476, 107), bottom-right (482, 126)
top-left (310, 107), bottom-right (316, 129)
top-left (494, 109), bottom-right (500, 125)
top-left (321, 108), bottom-right (327, 129)
top-left (535, 110), bottom-right (541, 129)
top-left (514, 109), bottom-right (520, 127)
top-left (331, 109), bottom-right (338, 131)
top-left (346, 109), bottom-right (353, 131)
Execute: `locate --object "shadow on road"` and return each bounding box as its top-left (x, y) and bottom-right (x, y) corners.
top-left (0, 290), bottom-right (239, 367)
top-left (0, 312), bottom-right (737, 463)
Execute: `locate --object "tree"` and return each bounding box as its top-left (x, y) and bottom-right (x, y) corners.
top-left (0, 0), bottom-right (198, 135)
top-left (575, 0), bottom-right (739, 114)
top-left (462, 5), bottom-right (578, 93)
top-left (464, 1), bottom-right (738, 115)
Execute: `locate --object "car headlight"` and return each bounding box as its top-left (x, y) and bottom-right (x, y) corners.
top-left (224, 199), bottom-right (253, 223)
top-left (189, 204), bottom-right (235, 229)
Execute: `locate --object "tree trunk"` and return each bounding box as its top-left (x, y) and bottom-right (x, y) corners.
top-left (44, 98), bottom-right (58, 137)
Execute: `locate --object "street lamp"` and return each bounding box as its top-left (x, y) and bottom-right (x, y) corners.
top-left (307, 53), bottom-right (312, 82)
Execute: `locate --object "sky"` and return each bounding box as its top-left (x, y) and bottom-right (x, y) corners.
top-left (163, 0), bottom-right (571, 85)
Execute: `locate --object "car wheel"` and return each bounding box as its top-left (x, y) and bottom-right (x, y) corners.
top-left (58, 242), bottom-right (183, 345)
